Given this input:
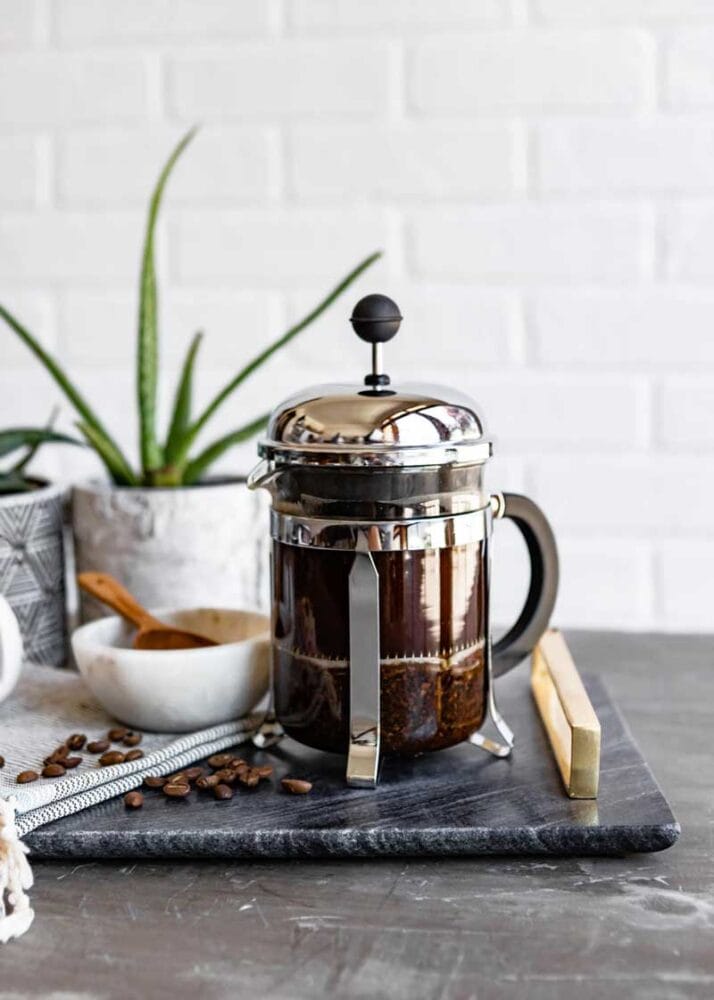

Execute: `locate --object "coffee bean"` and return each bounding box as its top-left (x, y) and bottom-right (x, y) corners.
top-left (239, 769), bottom-right (260, 788)
top-left (99, 750), bottom-right (126, 766)
top-left (169, 771), bottom-right (188, 784)
top-left (255, 765), bottom-right (273, 779)
top-left (125, 749), bottom-right (144, 762)
top-left (42, 763), bottom-right (66, 778)
top-left (124, 791), bottom-right (144, 809)
top-left (196, 774), bottom-right (220, 790)
top-left (213, 783), bottom-right (233, 801)
top-left (207, 753), bottom-right (233, 769)
top-left (63, 756), bottom-right (82, 769)
top-left (87, 739), bottom-right (109, 754)
top-left (16, 770), bottom-right (39, 784)
top-left (46, 744), bottom-right (69, 763)
top-left (144, 775), bottom-right (166, 789)
top-left (108, 727), bottom-right (128, 741)
top-left (281, 778), bottom-right (312, 795)
top-left (0, 755), bottom-right (5, 768)
top-left (163, 782), bottom-right (191, 798)
top-left (67, 733), bottom-right (86, 751)
top-left (230, 758), bottom-right (247, 768)
top-left (123, 732), bottom-right (142, 747)
top-left (184, 766), bottom-right (204, 782)
top-left (214, 768), bottom-right (238, 785)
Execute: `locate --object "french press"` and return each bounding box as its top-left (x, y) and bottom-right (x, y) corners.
top-left (248, 295), bottom-right (559, 787)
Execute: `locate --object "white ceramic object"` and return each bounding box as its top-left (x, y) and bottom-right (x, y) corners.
top-left (0, 595), bottom-right (23, 704)
top-left (71, 607), bottom-right (270, 732)
top-left (72, 480), bottom-right (269, 624)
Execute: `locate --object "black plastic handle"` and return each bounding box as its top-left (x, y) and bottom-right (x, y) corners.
top-left (492, 492), bottom-right (559, 678)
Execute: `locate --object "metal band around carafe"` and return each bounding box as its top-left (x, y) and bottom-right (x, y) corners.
top-left (270, 506), bottom-right (491, 553)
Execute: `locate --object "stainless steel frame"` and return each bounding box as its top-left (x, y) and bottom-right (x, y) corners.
top-left (264, 498), bottom-right (514, 787)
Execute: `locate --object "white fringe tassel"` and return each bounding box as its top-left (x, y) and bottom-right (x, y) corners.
top-left (0, 797), bottom-right (34, 943)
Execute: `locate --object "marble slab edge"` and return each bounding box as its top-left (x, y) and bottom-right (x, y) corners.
top-left (26, 822), bottom-right (681, 861)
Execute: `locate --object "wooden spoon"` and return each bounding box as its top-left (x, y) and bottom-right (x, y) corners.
top-left (77, 572), bottom-right (218, 651)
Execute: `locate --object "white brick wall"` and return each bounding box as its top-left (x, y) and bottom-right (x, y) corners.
top-left (1, 0), bottom-right (713, 633)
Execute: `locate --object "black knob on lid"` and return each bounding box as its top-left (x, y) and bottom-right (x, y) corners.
top-left (350, 294), bottom-right (402, 344)
top-left (350, 294), bottom-right (401, 392)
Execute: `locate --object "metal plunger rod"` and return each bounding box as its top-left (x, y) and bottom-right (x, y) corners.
top-left (372, 342), bottom-right (383, 381)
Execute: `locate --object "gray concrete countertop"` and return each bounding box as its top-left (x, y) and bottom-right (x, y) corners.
top-left (3, 631), bottom-right (712, 999)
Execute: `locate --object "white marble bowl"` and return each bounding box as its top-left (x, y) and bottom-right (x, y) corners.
top-left (71, 607), bottom-right (270, 732)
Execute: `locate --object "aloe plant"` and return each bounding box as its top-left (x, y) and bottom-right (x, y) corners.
top-left (0, 128), bottom-right (381, 488)
top-left (0, 422), bottom-right (81, 494)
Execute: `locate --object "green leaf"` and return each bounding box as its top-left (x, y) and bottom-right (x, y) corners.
top-left (182, 413), bottom-right (269, 486)
top-left (0, 427), bottom-right (81, 461)
top-left (0, 472), bottom-right (33, 494)
top-left (0, 303), bottom-right (135, 477)
top-left (137, 125), bottom-right (198, 479)
top-left (172, 249), bottom-right (382, 469)
top-left (76, 422), bottom-right (138, 487)
top-left (163, 331), bottom-right (203, 466)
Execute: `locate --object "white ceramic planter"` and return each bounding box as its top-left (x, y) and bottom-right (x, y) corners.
top-left (0, 481), bottom-right (67, 666)
top-left (72, 480), bottom-right (269, 623)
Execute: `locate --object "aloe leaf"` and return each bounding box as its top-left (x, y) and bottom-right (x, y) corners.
top-left (163, 331), bottom-right (203, 467)
top-left (0, 472), bottom-right (33, 494)
top-left (76, 422), bottom-right (138, 487)
top-left (0, 427), bottom-right (81, 461)
top-left (137, 126), bottom-right (198, 480)
top-left (182, 413), bottom-right (269, 486)
top-left (172, 250), bottom-right (381, 470)
top-left (0, 303), bottom-right (135, 477)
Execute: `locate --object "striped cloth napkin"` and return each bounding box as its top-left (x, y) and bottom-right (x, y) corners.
top-left (0, 662), bottom-right (258, 943)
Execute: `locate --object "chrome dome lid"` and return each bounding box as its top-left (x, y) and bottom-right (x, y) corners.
top-left (259, 385), bottom-right (491, 469)
top-left (258, 294), bottom-right (492, 469)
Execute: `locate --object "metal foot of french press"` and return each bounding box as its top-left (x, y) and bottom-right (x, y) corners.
top-left (346, 546), bottom-right (381, 787)
top-left (468, 682), bottom-right (514, 759)
top-left (252, 709), bottom-right (285, 750)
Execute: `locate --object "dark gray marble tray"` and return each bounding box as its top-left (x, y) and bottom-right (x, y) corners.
top-left (25, 672), bottom-right (679, 859)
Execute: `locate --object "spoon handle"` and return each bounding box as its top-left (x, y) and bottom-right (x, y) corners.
top-left (77, 572), bottom-right (159, 630)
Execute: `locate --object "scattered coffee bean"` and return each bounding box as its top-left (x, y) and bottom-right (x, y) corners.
top-left (163, 782), bottom-right (191, 798)
top-left (42, 763), bottom-right (66, 778)
top-left (213, 783), bottom-right (233, 801)
top-left (16, 770), bottom-right (39, 784)
top-left (169, 771), bottom-right (188, 784)
top-left (255, 765), bottom-right (273, 779)
top-left (45, 744), bottom-right (69, 765)
top-left (230, 758), bottom-right (247, 769)
top-left (281, 778), bottom-right (312, 795)
top-left (143, 775), bottom-right (166, 789)
top-left (196, 774), bottom-right (220, 790)
top-left (87, 739), bottom-right (109, 754)
top-left (124, 791), bottom-right (144, 809)
top-left (99, 750), bottom-right (126, 766)
top-left (239, 769), bottom-right (260, 788)
top-left (125, 749), bottom-right (144, 762)
top-left (67, 733), bottom-right (86, 751)
top-left (184, 766), bottom-right (204, 782)
top-left (63, 756), bottom-right (82, 769)
top-left (207, 753), bottom-right (233, 769)
top-left (108, 727), bottom-right (128, 741)
top-left (0, 755), bottom-right (5, 769)
top-left (123, 732), bottom-right (142, 747)
top-left (213, 768), bottom-right (237, 785)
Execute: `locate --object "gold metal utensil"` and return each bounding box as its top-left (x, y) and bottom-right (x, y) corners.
top-left (531, 629), bottom-right (601, 799)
